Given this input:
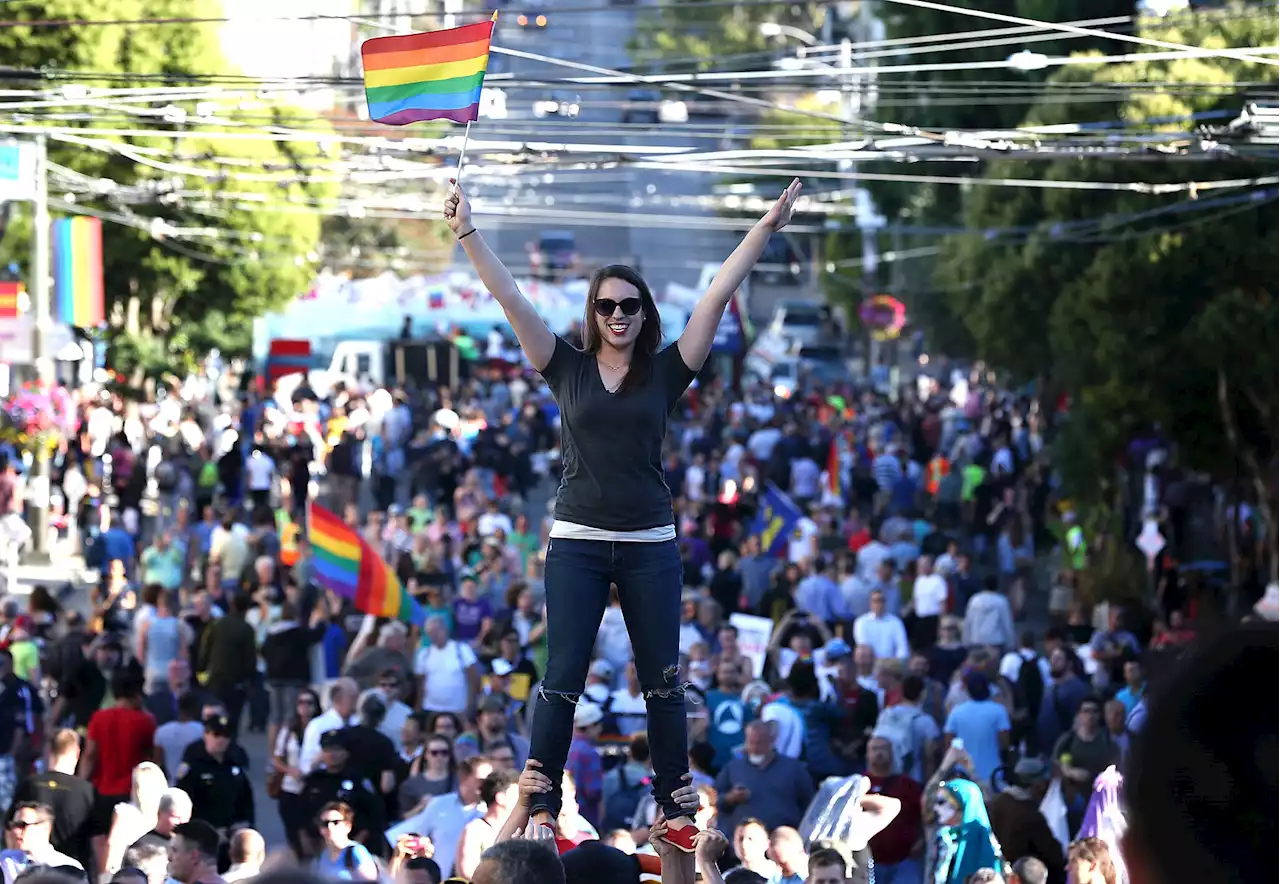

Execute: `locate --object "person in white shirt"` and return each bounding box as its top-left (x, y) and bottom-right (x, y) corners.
top-left (414, 616), bottom-right (479, 716)
top-left (608, 663), bottom-right (647, 736)
top-left (374, 670), bottom-right (415, 746)
top-left (223, 828), bottom-right (265, 882)
top-left (910, 555), bottom-right (949, 648)
top-left (476, 499), bottom-right (513, 539)
top-left (853, 590), bottom-right (911, 661)
top-left (856, 537), bottom-right (891, 582)
top-left (244, 447), bottom-right (276, 510)
top-left (963, 576), bottom-right (1017, 651)
top-left (299, 678), bottom-right (359, 775)
top-left (786, 516), bottom-right (819, 566)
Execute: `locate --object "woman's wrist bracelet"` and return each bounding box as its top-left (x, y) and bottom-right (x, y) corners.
top-left (458, 228), bottom-right (477, 241)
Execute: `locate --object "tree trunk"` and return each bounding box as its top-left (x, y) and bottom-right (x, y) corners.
top-left (1217, 368), bottom-right (1277, 579)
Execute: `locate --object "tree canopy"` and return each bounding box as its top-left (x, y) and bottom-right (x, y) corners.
top-left (925, 5), bottom-right (1278, 517)
top-left (0, 0), bottom-right (345, 379)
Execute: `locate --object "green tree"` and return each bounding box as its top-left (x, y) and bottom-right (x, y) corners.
top-left (930, 5), bottom-right (1278, 529)
top-left (0, 0), bottom-right (338, 380)
top-left (630, 0), bottom-right (826, 73)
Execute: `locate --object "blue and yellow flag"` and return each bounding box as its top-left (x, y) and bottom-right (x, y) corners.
top-left (749, 483), bottom-right (804, 557)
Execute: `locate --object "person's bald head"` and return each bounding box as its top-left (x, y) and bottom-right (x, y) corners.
top-left (229, 828), bottom-right (265, 867)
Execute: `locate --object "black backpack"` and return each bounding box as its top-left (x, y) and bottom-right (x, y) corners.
top-left (1012, 654), bottom-right (1045, 733)
top-left (602, 765), bottom-right (650, 832)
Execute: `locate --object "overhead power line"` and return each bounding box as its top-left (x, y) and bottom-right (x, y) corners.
top-left (877, 0), bottom-right (1280, 67)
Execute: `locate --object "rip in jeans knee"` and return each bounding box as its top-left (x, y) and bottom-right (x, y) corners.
top-left (538, 686), bottom-right (582, 705)
top-left (644, 666), bottom-right (699, 703)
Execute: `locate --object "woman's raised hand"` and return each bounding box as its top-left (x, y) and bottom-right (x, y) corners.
top-left (443, 179), bottom-right (473, 235)
top-left (762, 177), bottom-right (803, 232)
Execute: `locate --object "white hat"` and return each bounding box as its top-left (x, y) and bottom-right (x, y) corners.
top-left (573, 701), bottom-right (604, 729)
top-left (588, 659), bottom-right (614, 680)
top-left (491, 658), bottom-right (515, 677)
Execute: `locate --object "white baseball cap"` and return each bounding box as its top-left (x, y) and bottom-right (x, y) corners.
top-left (573, 701), bottom-right (604, 729)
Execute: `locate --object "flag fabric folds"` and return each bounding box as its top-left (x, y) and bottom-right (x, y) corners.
top-left (52, 217), bottom-right (105, 327)
top-left (308, 503), bottom-right (425, 625)
top-left (361, 18), bottom-right (496, 125)
top-left (748, 483), bottom-right (805, 558)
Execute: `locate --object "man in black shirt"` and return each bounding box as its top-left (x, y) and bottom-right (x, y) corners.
top-left (175, 714), bottom-right (254, 833)
top-left (10, 729), bottom-right (100, 872)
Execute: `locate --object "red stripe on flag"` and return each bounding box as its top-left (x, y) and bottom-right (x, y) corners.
top-left (362, 20), bottom-right (493, 56)
top-left (268, 339), bottom-right (312, 357)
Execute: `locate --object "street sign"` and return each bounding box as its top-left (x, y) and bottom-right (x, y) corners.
top-left (0, 142), bottom-right (36, 202)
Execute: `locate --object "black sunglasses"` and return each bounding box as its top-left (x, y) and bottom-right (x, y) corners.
top-left (319, 818), bottom-right (345, 828)
top-left (428, 749), bottom-right (451, 757)
top-left (593, 297), bottom-right (642, 317)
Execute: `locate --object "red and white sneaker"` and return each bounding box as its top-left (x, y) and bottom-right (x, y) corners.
top-left (657, 819), bottom-right (700, 854)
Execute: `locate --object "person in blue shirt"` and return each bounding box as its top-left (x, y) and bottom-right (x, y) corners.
top-left (704, 659), bottom-right (752, 770)
top-left (312, 801), bottom-right (378, 880)
top-left (943, 672), bottom-right (1011, 788)
top-left (99, 514), bottom-right (137, 577)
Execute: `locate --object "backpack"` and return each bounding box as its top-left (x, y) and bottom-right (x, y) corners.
top-left (875, 704), bottom-right (925, 775)
top-left (198, 461), bottom-right (219, 489)
top-left (1012, 654), bottom-right (1045, 731)
top-left (602, 765), bottom-right (650, 832)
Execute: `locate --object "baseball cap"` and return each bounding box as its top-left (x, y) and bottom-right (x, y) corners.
top-left (477, 694), bottom-right (509, 714)
top-left (202, 714), bottom-right (232, 736)
top-left (491, 658), bottom-right (515, 677)
top-left (823, 638), bottom-right (852, 660)
top-left (573, 701), bottom-right (604, 729)
top-left (1013, 757), bottom-right (1052, 783)
top-left (588, 659), bottom-right (614, 680)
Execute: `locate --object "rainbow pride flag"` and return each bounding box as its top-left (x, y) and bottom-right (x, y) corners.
top-left (308, 503), bottom-right (425, 625)
top-left (361, 17), bottom-right (496, 125)
top-left (52, 216), bottom-right (105, 327)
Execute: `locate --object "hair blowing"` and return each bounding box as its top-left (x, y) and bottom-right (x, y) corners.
top-left (581, 264), bottom-right (662, 395)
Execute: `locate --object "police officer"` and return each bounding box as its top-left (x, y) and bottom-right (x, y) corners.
top-left (176, 714), bottom-right (255, 834)
top-left (301, 729), bottom-right (386, 855)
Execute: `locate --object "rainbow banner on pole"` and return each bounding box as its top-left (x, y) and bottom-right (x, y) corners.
top-left (308, 502), bottom-right (425, 626)
top-left (52, 216), bottom-right (105, 327)
top-left (361, 17), bottom-right (496, 125)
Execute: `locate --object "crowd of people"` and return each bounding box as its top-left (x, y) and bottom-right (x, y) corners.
top-left (0, 267), bottom-right (1271, 882)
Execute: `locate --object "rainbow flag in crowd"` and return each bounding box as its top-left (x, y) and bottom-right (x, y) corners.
top-left (52, 216), bottom-right (105, 327)
top-left (361, 16), bottom-right (497, 125)
top-left (308, 503), bottom-right (425, 625)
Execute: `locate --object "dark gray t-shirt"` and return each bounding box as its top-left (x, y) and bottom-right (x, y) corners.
top-left (540, 336), bottom-right (696, 531)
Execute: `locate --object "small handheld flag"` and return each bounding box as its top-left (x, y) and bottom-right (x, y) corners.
top-left (361, 16), bottom-right (497, 126)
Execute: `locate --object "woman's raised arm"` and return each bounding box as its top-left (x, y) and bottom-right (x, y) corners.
top-left (444, 181), bottom-right (557, 371)
top-left (677, 178), bottom-right (802, 372)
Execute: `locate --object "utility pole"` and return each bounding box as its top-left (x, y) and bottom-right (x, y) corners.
top-left (27, 134), bottom-right (51, 562)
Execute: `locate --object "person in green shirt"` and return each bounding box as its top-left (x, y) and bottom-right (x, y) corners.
top-left (7, 617), bottom-right (39, 683)
top-left (508, 514), bottom-right (540, 571)
top-left (407, 494), bottom-right (433, 532)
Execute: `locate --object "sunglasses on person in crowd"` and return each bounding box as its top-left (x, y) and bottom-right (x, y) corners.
top-left (319, 818), bottom-right (346, 828)
top-left (592, 297), bottom-right (642, 317)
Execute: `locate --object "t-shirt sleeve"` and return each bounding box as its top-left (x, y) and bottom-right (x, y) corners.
top-left (659, 342), bottom-right (698, 413)
top-left (459, 644), bottom-right (478, 667)
top-left (537, 335), bottom-right (582, 393)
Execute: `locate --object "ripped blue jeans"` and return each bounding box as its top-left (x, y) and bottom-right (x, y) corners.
top-left (531, 536), bottom-right (690, 822)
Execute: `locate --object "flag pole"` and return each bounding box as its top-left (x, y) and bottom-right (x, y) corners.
top-left (455, 11), bottom-right (497, 189)
top-left (455, 120), bottom-right (474, 185)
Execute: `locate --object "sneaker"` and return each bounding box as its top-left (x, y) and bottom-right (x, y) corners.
top-left (657, 819), bottom-right (699, 854)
